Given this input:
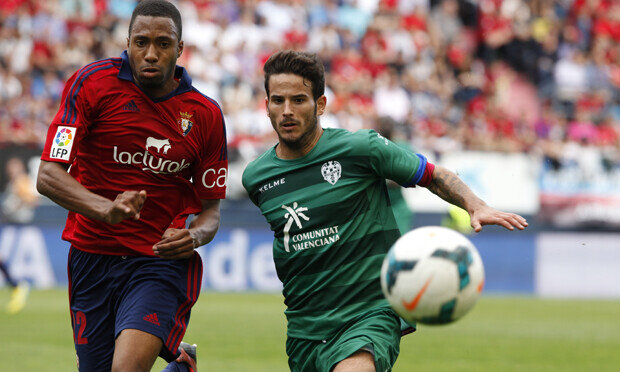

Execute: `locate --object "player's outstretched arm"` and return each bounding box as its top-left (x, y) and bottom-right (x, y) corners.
top-left (36, 160), bottom-right (147, 224)
top-left (153, 199), bottom-right (220, 260)
top-left (424, 165), bottom-right (528, 232)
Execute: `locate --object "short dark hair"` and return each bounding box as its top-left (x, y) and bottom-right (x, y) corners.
top-left (264, 50), bottom-right (325, 101)
top-left (129, 0), bottom-right (182, 41)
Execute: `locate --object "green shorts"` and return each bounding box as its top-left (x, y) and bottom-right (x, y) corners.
top-left (286, 308), bottom-right (402, 372)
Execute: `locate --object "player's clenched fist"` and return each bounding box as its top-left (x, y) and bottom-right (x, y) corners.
top-left (104, 190), bottom-right (147, 224)
top-left (153, 228), bottom-right (197, 260)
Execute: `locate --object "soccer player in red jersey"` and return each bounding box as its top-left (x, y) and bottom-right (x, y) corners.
top-left (36, 1), bottom-right (225, 371)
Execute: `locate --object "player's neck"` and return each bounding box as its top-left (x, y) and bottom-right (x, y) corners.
top-left (276, 127), bottom-right (324, 160)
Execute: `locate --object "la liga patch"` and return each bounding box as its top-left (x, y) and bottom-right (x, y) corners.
top-left (50, 126), bottom-right (76, 161)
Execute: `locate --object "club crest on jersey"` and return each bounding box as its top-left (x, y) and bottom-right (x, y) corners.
top-left (178, 111), bottom-right (194, 136)
top-left (50, 126), bottom-right (76, 161)
top-left (321, 161), bottom-right (341, 185)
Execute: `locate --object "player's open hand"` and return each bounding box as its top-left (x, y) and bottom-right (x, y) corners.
top-left (153, 228), bottom-right (197, 260)
top-left (470, 205), bottom-right (528, 232)
top-left (104, 190), bottom-right (147, 224)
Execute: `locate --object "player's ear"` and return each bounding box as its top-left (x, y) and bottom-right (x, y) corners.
top-left (126, 37), bottom-right (130, 48)
top-left (316, 95), bottom-right (327, 116)
top-left (177, 40), bottom-right (184, 58)
top-left (265, 97), bottom-right (270, 117)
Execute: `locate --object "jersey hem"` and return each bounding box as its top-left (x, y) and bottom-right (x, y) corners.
top-left (285, 305), bottom-right (395, 341)
top-left (69, 243), bottom-right (157, 257)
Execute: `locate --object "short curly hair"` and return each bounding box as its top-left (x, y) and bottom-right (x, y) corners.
top-left (129, 0), bottom-right (182, 41)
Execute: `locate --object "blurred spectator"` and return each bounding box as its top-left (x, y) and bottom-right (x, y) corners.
top-left (1, 157), bottom-right (37, 224)
top-left (0, 256), bottom-right (30, 314)
top-left (0, 0), bottom-right (617, 198)
top-left (0, 156), bottom-right (34, 313)
top-left (373, 69), bottom-right (411, 123)
top-left (429, 0), bottom-right (462, 46)
top-left (554, 50), bottom-right (589, 108)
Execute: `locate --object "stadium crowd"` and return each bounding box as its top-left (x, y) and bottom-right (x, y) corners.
top-left (0, 0), bottom-right (619, 191)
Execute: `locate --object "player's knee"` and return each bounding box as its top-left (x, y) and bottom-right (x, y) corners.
top-left (112, 329), bottom-right (162, 372)
top-left (111, 349), bottom-right (158, 372)
top-left (332, 350), bottom-right (375, 372)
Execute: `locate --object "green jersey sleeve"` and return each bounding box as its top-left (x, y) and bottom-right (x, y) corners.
top-left (363, 129), bottom-right (427, 187)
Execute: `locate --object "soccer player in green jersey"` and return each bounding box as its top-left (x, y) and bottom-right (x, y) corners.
top-left (242, 50), bottom-right (528, 372)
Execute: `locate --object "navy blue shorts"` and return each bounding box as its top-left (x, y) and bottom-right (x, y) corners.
top-left (67, 246), bottom-right (202, 371)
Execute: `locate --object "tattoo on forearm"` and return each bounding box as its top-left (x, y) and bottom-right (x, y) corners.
top-left (427, 170), bottom-right (470, 210)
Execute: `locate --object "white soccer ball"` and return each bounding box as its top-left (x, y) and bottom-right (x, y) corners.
top-left (381, 226), bottom-right (485, 324)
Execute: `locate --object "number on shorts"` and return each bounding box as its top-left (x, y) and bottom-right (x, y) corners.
top-left (72, 310), bottom-right (89, 345)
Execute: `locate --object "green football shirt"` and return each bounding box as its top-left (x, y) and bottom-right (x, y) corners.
top-left (242, 128), bottom-right (426, 340)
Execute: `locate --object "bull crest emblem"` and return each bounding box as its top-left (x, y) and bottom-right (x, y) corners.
top-left (321, 161), bottom-right (341, 185)
top-left (146, 137), bottom-right (171, 154)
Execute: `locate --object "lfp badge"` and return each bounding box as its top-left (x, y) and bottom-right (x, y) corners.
top-left (50, 126), bottom-right (76, 161)
top-left (178, 111), bottom-right (194, 136)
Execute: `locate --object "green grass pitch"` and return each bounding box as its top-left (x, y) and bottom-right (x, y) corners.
top-left (1, 289), bottom-right (619, 371)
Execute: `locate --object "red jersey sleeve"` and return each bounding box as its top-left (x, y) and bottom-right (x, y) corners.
top-left (41, 67), bottom-right (97, 164)
top-left (193, 104), bottom-right (228, 199)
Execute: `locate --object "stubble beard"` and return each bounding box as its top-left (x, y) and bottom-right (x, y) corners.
top-left (277, 107), bottom-right (319, 151)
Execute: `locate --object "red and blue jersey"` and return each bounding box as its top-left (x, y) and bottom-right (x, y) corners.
top-left (41, 51), bottom-right (227, 256)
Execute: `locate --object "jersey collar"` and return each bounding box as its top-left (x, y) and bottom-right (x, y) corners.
top-left (118, 50), bottom-right (193, 102)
